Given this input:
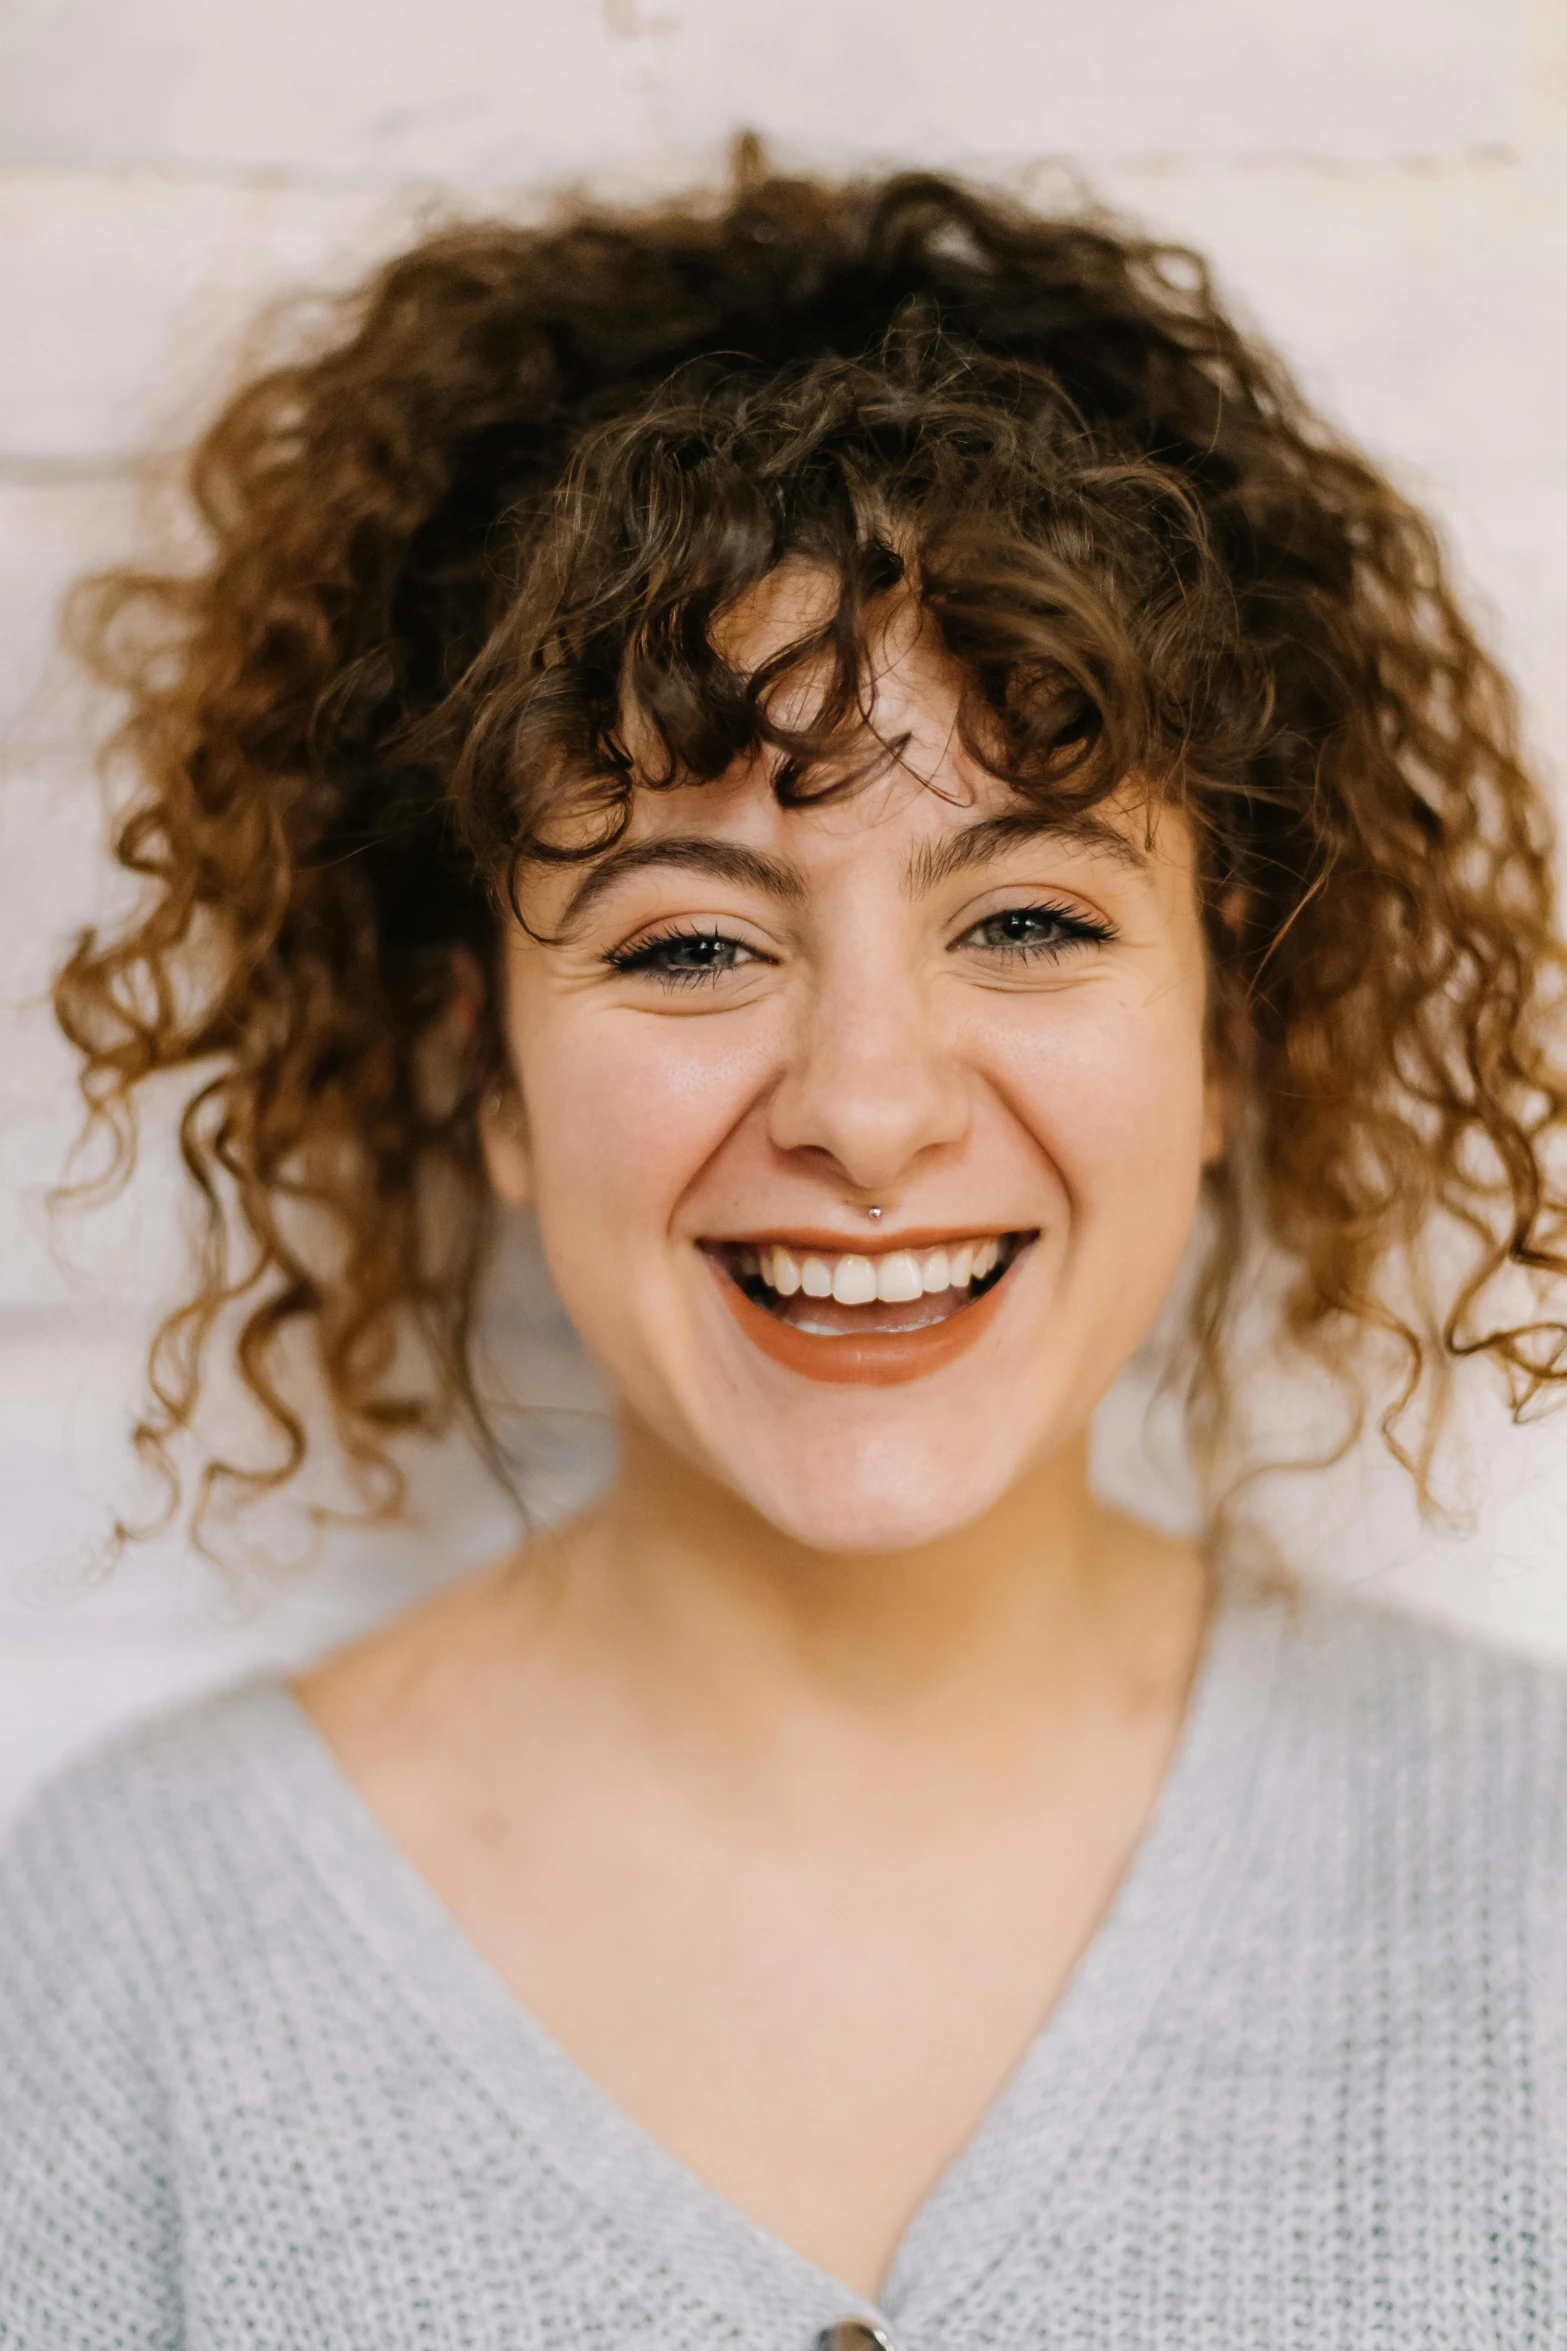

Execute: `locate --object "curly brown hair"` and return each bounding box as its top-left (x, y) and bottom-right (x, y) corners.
top-left (53, 153), bottom-right (1567, 1556)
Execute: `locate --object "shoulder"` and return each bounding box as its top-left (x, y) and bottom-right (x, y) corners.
top-left (0, 1683), bottom-right (311, 2341)
top-left (0, 1679), bottom-right (313, 2037)
top-left (1277, 1576), bottom-right (1567, 1745)
top-left (1258, 1576), bottom-right (1567, 1892)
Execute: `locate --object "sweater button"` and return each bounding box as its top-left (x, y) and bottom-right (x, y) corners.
top-left (814, 2326), bottom-right (901, 2351)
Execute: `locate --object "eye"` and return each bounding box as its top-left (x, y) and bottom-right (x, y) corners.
top-left (957, 901), bottom-right (1116, 960)
top-left (603, 926), bottom-right (764, 988)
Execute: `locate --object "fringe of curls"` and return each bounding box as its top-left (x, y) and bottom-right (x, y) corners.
top-left (52, 153), bottom-right (1567, 1559)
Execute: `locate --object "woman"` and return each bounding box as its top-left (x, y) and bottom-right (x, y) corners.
top-left (3, 160), bottom-right (1565, 2347)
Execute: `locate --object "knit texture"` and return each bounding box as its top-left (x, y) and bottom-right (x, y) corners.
top-left (1, 1581), bottom-right (1564, 2349)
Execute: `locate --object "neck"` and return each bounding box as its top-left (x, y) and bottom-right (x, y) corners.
top-left (529, 1417), bottom-right (1209, 1752)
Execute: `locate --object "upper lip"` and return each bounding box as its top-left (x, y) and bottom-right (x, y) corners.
top-left (700, 1225), bottom-right (1035, 1254)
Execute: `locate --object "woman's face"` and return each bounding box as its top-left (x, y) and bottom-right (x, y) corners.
top-left (489, 591), bottom-right (1222, 1554)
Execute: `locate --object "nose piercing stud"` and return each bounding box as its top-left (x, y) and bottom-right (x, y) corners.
top-left (865, 1206), bottom-right (883, 1219)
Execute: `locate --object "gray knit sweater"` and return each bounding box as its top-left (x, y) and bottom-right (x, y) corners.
top-left (1, 1580), bottom-right (1565, 2349)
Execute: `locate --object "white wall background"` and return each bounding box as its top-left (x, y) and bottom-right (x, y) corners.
top-left (2, 0), bottom-right (1566, 1824)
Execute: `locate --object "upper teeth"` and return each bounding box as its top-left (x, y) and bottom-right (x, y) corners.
top-left (752, 1238), bottom-right (1003, 1304)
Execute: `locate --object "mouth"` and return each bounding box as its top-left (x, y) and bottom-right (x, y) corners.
top-left (699, 1230), bottom-right (1037, 1386)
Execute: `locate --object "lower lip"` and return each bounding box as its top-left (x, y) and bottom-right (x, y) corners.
top-left (706, 1252), bottom-right (1022, 1386)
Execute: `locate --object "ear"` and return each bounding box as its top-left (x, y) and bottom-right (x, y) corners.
top-left (1200, 1001), bottom-right (1245, 1169)
top-left (447, 943), bottom-right (534, 1209)
top-left (479, 1082), bottom-right (535, 1210)
top-left (1200, 1058), bottom-right (1230, 1169)
top-left (1200, 883), bottom-right (1251, 1168)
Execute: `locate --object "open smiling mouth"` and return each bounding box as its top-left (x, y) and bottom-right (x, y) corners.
top-left (700, 1231), bottom-right (1037, 1386)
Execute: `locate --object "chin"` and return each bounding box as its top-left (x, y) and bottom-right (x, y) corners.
top-left (726, 1426), bottom-right (1029, 1558)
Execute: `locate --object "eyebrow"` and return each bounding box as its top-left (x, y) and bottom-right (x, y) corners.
top-left (557, 806), bottom-right (1149, 933)
top-left (901, 809), bottom-right (1151, 897)
top-left (559, 837), bottom-right (807, 932)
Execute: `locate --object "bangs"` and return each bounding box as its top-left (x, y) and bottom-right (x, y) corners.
top-left (446, 342), bottom-right (1261, 889)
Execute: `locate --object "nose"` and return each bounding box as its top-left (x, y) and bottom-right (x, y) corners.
top-left (766, 951), bottom-right (970, 1198)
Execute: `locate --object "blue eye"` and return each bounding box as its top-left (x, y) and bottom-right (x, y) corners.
top-left (605, 928), bottom-right (755, 985)
top-left (961, 903), bottom-right (1114, 959)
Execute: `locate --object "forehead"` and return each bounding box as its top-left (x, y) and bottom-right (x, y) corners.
top-left (526, 564), bottom-right (1191, 929)
top-left (620, 745), bottom-right (1009, 867)
top-left (619, 570), bottom-right (1103, 856)
top-left (620, 687), bottom-right (1167, 882)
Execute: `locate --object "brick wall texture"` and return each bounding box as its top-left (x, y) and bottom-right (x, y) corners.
top-left (2, 0), bottom-right (1566, 1820)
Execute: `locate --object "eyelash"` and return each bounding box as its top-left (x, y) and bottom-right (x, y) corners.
top-left (603, 925), bottom-right (762, 986)
top-left (603, 901), bottom-right (1115, 987)
top-left (961, 901), bottom-right (1117, 960)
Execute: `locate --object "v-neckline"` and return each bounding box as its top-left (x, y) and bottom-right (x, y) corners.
top-left (227, 1578), bottom-right (1286, 2338)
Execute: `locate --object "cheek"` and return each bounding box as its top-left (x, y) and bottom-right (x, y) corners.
top-left (984, 986), bottom-right (1210, 1232)
top-left (520, 1008), bottom-right (768, 1244)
